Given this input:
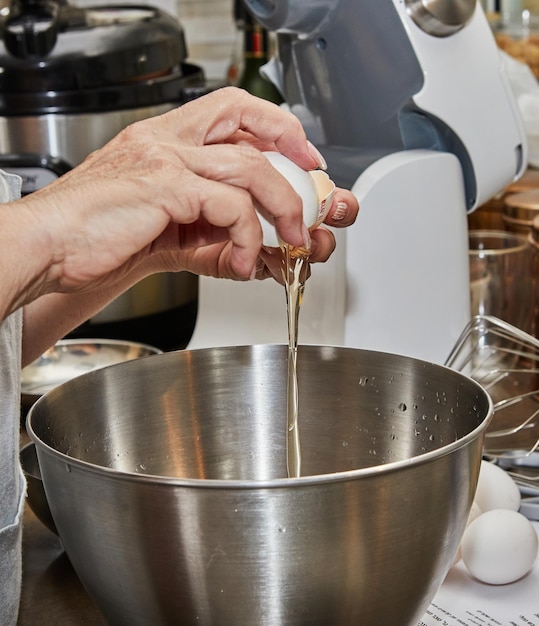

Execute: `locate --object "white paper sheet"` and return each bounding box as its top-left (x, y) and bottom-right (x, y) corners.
top-left (420, 522), bottom-right (539, 626)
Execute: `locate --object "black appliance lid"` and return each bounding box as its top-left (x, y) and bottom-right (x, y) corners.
top-left (0, 0), bottom-right (207, 114)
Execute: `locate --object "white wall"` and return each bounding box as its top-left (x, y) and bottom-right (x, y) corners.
top-left (75, 0), bottom-right (236, 81)
top-left (176, 0), bottom-right (236, 81)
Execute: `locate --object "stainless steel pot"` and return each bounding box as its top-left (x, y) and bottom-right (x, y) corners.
top-left (0, 2), bottom-right (211, 176)
top-left (27, 345), bottom-right (493, 626)
top-left (0, 1), bottom-right (214, 349)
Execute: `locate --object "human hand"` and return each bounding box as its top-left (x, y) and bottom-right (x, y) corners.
top-left (251, 187), bottom-right (358, 282)
top-left (13, 87), bottom-right (357, 303)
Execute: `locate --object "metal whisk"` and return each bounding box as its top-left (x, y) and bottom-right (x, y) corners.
top-left (445, 315), bottom-right (539, 498)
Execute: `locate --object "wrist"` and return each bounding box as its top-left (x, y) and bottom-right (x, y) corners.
top-left (0, 197), bottom-right (56, 320)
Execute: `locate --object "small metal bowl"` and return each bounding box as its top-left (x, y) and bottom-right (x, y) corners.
top-left (21, 338), bottom-right (162, 410)
top-left (20, 441), bottom-right (58, 535)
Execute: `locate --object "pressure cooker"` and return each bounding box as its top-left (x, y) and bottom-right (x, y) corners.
top-left (0, 0), bottom-right (217, 350)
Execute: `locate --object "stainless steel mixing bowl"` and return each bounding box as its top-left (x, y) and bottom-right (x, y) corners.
top-left (27, 345), bottom-right (492, 626)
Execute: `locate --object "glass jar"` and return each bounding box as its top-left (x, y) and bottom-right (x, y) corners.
top-left (503, 189), bottom-right (539, 233)
top-left (494, 5), bottom-right (539, 78)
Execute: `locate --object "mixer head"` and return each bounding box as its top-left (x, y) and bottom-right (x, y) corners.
top-left (244, 0), bottom-right (526, 207)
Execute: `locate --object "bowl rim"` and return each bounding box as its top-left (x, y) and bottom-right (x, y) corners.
top-left (26, 345), bottom-right (494, 489)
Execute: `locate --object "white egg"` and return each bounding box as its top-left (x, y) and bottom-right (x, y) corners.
top-left (257, 152), bottom-right (333, 247)
top-left (473, 459), bottom-right (521, 512)
top-left (453, 501), bottom-right (483, 565)
top-left (461, 509), bottom-right (538, 585)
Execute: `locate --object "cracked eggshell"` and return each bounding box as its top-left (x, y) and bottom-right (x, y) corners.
top-left (257, 152), bottom-right (335, 247)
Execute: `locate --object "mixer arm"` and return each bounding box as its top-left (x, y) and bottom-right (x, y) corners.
top-left (245, 0), bottom-right (527, 210)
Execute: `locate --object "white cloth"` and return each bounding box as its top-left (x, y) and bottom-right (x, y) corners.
top-left (0, 170), bottom-right (25, 626)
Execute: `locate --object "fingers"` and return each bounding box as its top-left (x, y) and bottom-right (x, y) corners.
top-left (255, 226), bottom-right (335, 284)
top-left (255, 248), bottom-right (282, 282)
top-left (160, 87), bottom-right (326, 171)
top-left (120, 91), bottom-right (353, 258)
top-left (76, 89), bottom-right (357, 282)
top-left (175, 143), bottom-right (308, 250)
top-left (324, 189), bottom-right (359, 228)
top-left (309, 227), bottom-right (336, 263)
top-left (168, 171), bottom-right (265, 279)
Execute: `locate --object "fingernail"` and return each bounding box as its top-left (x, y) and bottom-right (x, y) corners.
top-left (332, 201), bottom-right (348, 221)
top-left (262, 245), bottom-right (276, 255)
top-left (249, 263), bottom-right (258, 281)
top-left (307, 141), bottom-right (327, 170)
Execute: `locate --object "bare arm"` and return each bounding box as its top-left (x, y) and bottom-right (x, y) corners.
top-left (21, 264), bottom-right (152, 366)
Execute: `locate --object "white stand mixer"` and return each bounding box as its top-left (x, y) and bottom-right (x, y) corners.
top-left (189, 0), bottom-right (526, 365)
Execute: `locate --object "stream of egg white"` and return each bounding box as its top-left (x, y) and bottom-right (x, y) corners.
top-left (281, 244), bottom-right (309, 478)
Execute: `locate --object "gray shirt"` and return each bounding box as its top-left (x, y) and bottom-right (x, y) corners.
top-left (0, 171), bottom-right (25, 626)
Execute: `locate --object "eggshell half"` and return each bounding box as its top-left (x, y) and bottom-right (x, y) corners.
top-left (257, 152), bottom-right (335, 247)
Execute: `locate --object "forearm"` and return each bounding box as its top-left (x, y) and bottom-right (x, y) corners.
top-left (21, 264), bottom-right (154, 366)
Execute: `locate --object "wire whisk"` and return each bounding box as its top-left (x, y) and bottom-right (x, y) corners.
top-left (445, 315), bottom-right (539, 488)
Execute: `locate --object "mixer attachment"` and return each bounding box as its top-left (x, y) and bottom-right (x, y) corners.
top-left (445, 315), bottom-right (539, 502)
